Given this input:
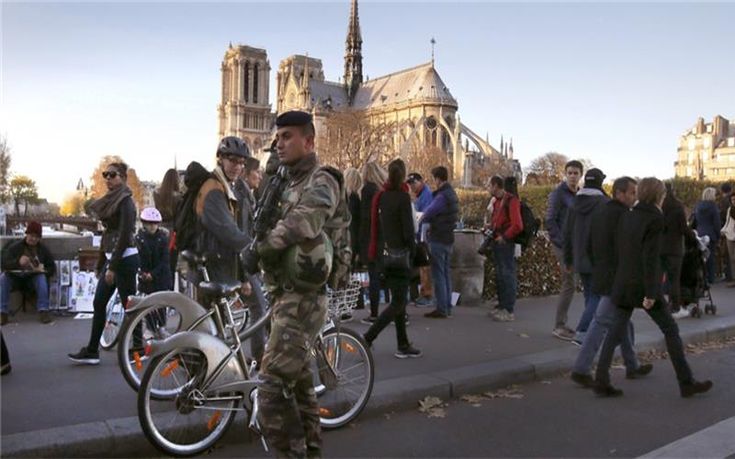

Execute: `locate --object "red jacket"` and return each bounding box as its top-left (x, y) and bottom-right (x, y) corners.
top-left (492, 192), bottom-right (524, 241)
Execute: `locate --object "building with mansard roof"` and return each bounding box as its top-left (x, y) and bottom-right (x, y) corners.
top-left (674, 115), bottom-right (735, 181)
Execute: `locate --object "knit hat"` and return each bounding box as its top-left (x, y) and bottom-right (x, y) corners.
top-left (584, 168), bottom-right (606, 190)
top-left (26, 221), bottom-right (42, 237)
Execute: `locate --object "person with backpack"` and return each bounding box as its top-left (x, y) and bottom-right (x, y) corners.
top-left (241, 111), bottom-right (351, 458)
top-left (419, 166), bottom-right (459, 319)
top-left (193, 136), bottom-right (253, 288)
top-left (563, 168), bottom-right (609, 345)
top-left (486, 175), bottom-right (523, 322)
top-left (69, 161), bottom-right (140, 365)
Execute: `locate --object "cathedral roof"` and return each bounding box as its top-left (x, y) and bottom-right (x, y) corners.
top-left (307, 80), bottom-right (350, 109)
top-left (352, 62), bottom-right (458, 110)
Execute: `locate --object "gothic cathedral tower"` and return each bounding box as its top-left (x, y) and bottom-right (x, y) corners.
top-left (217, 44), bottom-right (274, 153)
top-left (344, 0), bottom-right (363, 104)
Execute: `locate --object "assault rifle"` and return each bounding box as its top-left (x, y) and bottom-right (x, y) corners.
top-left (241, 164), bottom-right (288, 274)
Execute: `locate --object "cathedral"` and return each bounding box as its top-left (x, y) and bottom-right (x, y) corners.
top-left (217, 0), bottom-right (519, 185)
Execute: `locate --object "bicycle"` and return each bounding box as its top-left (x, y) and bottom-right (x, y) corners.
top-left (115, 252), bottom-right (248, 397)
top-left (137, 277), bottom-right (373, 456)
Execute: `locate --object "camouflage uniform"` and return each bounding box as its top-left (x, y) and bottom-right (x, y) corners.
top-left (257, 152), bottom-right (343, 458)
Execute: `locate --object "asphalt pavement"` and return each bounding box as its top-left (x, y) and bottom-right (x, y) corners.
top-left (1, 283), bottom-right (734, 457)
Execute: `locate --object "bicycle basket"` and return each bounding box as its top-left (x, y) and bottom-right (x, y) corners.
top-left (326, 277), bottom-right (362, 321)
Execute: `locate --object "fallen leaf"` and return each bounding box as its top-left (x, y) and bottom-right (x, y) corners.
top-left (541, 380), bottom-right (552, 385)
top-left (418, 396), bottom-right (445, 413)
top-left (460, 394), bottom-right (485, 404)
top-left (518, 333), bottom-right (530, 339)
top-left (427, 407), bottom-right (446, 418)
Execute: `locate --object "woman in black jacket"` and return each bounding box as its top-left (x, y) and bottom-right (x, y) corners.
top-left (661, 182), bottom-right (697, 317)
top-left (69, 162), bottom-right (140, 365)
top-left (363, 159), bottom-right (421, 358)
top-left (344, 167), bottom-right (364, 311)
top-left (594, 178), bottom-right (712, 398)
top-left (360, 162), bottom-right (389, 323)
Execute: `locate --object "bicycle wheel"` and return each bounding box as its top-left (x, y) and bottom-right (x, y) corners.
top-left (99, 290), bottom-right (124, 350)
top-left (117, 305), bottom-right (183, 397)
top-left (138, 348), bottom-right (238, 457)
top-left (315, 327), bottom-right (374, 429)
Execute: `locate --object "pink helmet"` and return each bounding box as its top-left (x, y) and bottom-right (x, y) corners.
top-left (140, 207), bottom-right (162, 223)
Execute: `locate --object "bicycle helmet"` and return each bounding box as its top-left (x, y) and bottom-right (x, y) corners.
top-left (140, 207), bottom-right (163, 223)
top-left (216, 136), bottom-right (251, 158)
top-left (282, 232), bottom-right (334, 292)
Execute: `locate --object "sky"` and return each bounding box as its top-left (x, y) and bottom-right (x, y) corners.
top-left (2, 1), bottom-right (734, 205)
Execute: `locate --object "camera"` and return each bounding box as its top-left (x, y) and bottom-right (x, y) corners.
top-left (477, 229), bottom-right (494, 257)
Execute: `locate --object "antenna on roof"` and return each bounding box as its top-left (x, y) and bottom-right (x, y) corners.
top-left (430, 37), bottom-right (436, 67)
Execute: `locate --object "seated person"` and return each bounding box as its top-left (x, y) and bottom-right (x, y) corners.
top-left (1, 221), bottom-right (56, 324)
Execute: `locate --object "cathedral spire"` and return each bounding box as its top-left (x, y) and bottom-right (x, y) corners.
top-left (344, 0), bottom-right (363, 104)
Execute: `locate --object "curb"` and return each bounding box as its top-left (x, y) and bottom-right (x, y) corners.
top-left (3, 317), bottom-right (735, 458)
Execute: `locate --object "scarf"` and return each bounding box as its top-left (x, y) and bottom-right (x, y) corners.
top-left (367, 181), bottom-right (410, 261)
top-left (89, 185), bottom-right (132, 220)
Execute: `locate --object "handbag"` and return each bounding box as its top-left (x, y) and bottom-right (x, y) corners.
top-left (413, 242), bottom-right (431, 267)
top-left (722, 212), bottom-right (735, 242)
top-left (383, 247), bottom-right (411, 270)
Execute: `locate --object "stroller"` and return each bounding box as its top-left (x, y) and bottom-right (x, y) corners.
top-left (679, 232), bottom-right (717, 317)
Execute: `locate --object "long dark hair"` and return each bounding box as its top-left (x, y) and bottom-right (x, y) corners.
top-left (155, 168), bottom-right (181, 219)
top-left (387, 158), bottom-right (406, 191)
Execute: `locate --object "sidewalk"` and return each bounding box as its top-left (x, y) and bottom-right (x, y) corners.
top-left (2, 284), bottom-right (734, 457)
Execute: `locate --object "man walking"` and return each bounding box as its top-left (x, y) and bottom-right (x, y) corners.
top-left (546, 160), bottom-right (583, 341)
top-left (570, 177), bottom-right (653, 387)
top-left (487, 176), bottom-right (523, 322)
top-left (563, 168), bottom-right (609, 344)
top-left (420, 166), bottom-right (459, 319)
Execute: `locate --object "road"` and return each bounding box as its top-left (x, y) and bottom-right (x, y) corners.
top-left (192, 345), bottom-right (735, 458)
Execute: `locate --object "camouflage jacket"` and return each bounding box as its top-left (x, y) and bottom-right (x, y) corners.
top-left (260, 152), bottom-right (352, 290)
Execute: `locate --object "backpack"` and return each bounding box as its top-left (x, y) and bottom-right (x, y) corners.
top-left (514, 199), bottom-right (541, 249)
top-left (313, 166), bottom-right (353, 290)
top-left (173, 161), bottom-right (211, 252)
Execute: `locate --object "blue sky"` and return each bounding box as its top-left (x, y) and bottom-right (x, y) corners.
top-left (2, 1), bottom-right (733, 204)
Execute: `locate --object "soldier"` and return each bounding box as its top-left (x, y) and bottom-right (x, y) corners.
top-left (244, 110), bottom-right (348, 458)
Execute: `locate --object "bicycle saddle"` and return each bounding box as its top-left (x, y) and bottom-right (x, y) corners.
top-left (198, 281), bottom-right (241, 298)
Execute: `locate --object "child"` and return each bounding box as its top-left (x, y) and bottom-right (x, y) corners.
top-left (136, 208), bottom-right (172, 294)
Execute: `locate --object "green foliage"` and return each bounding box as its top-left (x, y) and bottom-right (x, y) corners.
top-left (457, 185), bottom-right (556, 230)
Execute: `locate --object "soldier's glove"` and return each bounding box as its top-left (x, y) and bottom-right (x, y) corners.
top-left (240, 245), bottom-right (260, 275)
top-left (256, 240), bottom-right (281, 268)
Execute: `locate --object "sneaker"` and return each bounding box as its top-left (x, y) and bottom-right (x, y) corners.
top-left (571, 339), bottom-right (583, 347)
top-left (68, 347), bottom-right (100, 365)
top-left (424, 309), bottom-right (448, 319)
top-left (0, 313), bottom-right (7, 326)
top-left (415, 297), bottom-right (434, 307)
top-left (680, 379), bottom-right (713, 398)
top-left (492, 310), bottom-right (515, 322)
top-left (570, 372), bottom-right (596, 388)
top-left (360, 315), bottom-right (378, 325)
top-left (594, 382), bottom-right (624, 397)
top-left (488, 307), bottom-right (502, 318)
top-left (553, 327), bottom-right (575, 341)
top-left (672, 308), bottom-right (690, 320)
top-left (626, 363), bottom-right (653, 379)
top-left (395, 345), bottom-right (422, 359)
top-left (39, 311), bottom-right (54, 324)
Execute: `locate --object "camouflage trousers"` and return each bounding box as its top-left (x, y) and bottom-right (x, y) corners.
top-left (258, 290), bottom-right (327, 458)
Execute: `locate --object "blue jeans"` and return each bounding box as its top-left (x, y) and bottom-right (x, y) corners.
top-left (1, 273), bottom-right (49, 313)
top-left (572, 296), bottom-right (638, 375)
top-left (576, 273), bottom-right (601, 335)
top-left (705, 241), bottom-right (716, 284)
top-left (491, 242), bottom-right (517, 313)
top-left (429, 241), bottom-right (453, 315)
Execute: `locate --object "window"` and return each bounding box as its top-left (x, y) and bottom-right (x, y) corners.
top-left (243, 62), bottom-right (249, 102)
top-left (729, 137), bottom-right (735, 147)
top-left (253, 63), bottom-right (259, 104)
top-left (688, 137), bottom-right (696, 150)
top-left (703, 137), bottom-right (711, 148)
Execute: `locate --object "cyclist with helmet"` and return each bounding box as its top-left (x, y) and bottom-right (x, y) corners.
top-left (135, 207), bottom-right (172, 294)
top-left (194, 136), bottom-right (253, 290)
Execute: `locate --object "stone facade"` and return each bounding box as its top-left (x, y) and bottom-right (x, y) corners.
top-left (674, 115), bottom-right (735, 181)
top-left (217, 44), bottom-right (275, 160)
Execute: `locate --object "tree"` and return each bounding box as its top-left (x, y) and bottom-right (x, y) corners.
top-left (404, 145), bottom-right (453, 187)
top-left (60, 193), bottom-right (86, 216)
top-left (470, 153), bottom-right (518, 187)
top-left (10, 175), bottom-right (39, 216)
top-left (525, 152), bottom-right (570, 185)
top-left (0, 135), bottom-right (11, 204)
top-left (89, 155), bottom-right (145, 209)
top-left (317, 111), bottom-right (399, 170)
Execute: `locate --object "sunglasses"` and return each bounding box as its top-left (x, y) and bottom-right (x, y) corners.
top-left (102, 171), bottom-right (119, 179)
